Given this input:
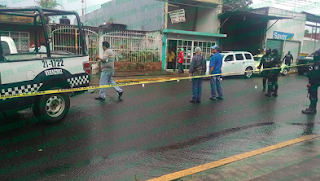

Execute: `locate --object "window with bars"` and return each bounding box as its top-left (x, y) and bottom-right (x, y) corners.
top-left (176, 40), bottom-right (216, 69)
top-left (1, 31), bottom-right (30, 51)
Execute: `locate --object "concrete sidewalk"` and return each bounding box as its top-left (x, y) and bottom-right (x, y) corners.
top-left (175, 136), bottom-right (320, 181)
top-left (89, 71), bottom-right (189, 86)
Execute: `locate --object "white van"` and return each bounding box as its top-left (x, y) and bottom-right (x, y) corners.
top-left (206, 51), bottom-right (256, 78)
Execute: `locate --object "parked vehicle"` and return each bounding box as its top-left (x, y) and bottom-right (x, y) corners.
top-left (297, 51), bottom-right (315, 75)
top-left (205, 51), bottom-right (256, 78)
top-left (0, 7), bottom-right (90, 124)
top-left (253, 54), bottom-right (290, 76)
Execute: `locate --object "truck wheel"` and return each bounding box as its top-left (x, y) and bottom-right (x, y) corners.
top-left (244, 67), bottom-right (253, 78)
top-left (282, 68), bottom-right (289, 76)
top-left (33, 93), bottom-right (70, 124)
top-left (298, 69), bottom-right (304, 75)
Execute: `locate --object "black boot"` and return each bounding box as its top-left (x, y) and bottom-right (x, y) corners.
top-left (273, 85), bottom-right (278, 97)
top-left (302, 100), bottom-right (317, 114)
top-left (302, 108), bottom-right (317, 114)
top-left (265, 84), bottom-right (272, 97)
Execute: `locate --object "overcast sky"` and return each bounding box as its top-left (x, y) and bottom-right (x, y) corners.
top-left (2, 0), bottom-right (320, 29)
top-left (3, 0), bottom-right (320, 15)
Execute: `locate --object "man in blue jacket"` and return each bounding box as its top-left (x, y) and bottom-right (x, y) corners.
top-left (209, 45), bottom-right (223, 100)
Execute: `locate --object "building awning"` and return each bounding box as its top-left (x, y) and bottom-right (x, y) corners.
top-left (302, 12), bottom-right (320, 23)
top-left (157, 0), bottom-right (220, 7)
top-left (219, 8), bottom-right (294, 20)
top-left (163, 29), bottom-right (227, 38)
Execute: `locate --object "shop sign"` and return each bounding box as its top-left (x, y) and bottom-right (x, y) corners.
top-left (169, 9), bottom-right (186, 24)
top-left (273, 31), bottom-right (294, 40)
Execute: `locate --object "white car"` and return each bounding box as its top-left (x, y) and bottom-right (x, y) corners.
top-left (206, 51), bottom-right (256, 78)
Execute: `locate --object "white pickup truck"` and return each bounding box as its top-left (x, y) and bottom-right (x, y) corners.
top-left (0, 7), bottom-right (90, 124)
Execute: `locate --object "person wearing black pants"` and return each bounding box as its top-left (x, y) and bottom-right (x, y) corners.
top-left (258, 48), bottom-right (271, 91)
top-left (265, 49), bottom-right (281, 97)
top-left (302, 49), bottom-right (320, 114)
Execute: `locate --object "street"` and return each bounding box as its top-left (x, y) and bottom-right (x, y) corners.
top-left (0, 74), bottom-right (319, 181)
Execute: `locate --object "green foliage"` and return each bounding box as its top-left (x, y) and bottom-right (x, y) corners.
top-left (305, 29), bottom-right (310, 34)
top-left (222, 0), bottom-right (253, 11)
top-left (0, 5), bottom-right (6, 8)
top-left (37, 0), bottom-right (63, 9)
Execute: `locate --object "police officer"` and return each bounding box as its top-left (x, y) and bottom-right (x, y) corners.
top-left (265, 49), bottom-right (281, 97)
top-left (302, 49), bottom-right (320, 114)
top-left (283, 51), bottom-right (293, 66)
top-left (257, 48), bottom-right (272, 91)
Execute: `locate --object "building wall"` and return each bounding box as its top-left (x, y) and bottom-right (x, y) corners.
top-left (195, 7), bottom-right (220, 34)
top-left (167, 6), bottom-right (197, 31)
top-left (265, 8), bottom-right (306, 42)
top-left (80, 0), bottom-right (165, 31)
top-left (167, 5), bottom-right (220, 34)
top-left (302, 40), bottom-right (320, 55)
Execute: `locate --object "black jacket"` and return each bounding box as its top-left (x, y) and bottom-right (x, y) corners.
top-left (307, 61), bottom-right (320, 84)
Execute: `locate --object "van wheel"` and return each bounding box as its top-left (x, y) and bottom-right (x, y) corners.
top-left (33, 93), bottom-right (70, 124)
top-left (244, 67), bottom-right (253, 78)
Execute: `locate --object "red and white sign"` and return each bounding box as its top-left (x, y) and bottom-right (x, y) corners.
top-left (169, 9), bottom-right (186, 24)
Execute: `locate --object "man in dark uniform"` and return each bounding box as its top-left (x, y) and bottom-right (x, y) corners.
top-left (257, 48), bottom-right (272, 91)
top-left (302, 49), bottom-right (320, 114)
top-left (265, 49), bottom-right (281, 97)
top-left (283, 51), bottom-right (293, 66)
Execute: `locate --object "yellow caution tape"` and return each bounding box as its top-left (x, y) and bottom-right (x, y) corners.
top-left (0, 63), bottom-right (312, 100)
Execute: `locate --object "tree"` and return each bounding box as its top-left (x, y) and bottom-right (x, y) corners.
top-left (0, 4), bottom-right (6, 8)
top-left (222, 0), bottom-right (253, 11)
top-left (305, 29), bottom-right (310, 34)
top-left (37, 0), bottom-right (63, 9)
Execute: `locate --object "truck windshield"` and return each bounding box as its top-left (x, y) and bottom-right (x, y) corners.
top-left (254, 57), bottom-right (261, 61)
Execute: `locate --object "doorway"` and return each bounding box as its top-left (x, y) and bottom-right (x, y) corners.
top-left (167, 40), bottom-right (177, 70)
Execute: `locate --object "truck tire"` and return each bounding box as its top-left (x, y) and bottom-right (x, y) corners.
top-left (298, 69), bottom-right (304, 75)
top-left (33, 93), bottom-right (70, 124)
top-left (282, 68), bottom-right (289, 76)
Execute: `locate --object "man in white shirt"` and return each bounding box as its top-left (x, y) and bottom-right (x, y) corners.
top-left (95, 41), bottom-right (123, 100)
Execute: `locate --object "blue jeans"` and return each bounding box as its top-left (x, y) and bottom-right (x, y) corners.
top-left (99, 71), bottom-right (123, 99)
top-left (210, 75), bottom-right (223, 98)
top-left (192, 78), bottom-right (203, 101)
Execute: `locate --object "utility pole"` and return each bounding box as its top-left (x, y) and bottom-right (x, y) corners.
top-left (81, 0), bottom-right (84, 16)
top-left (164, 0), bottom-right (168, 29)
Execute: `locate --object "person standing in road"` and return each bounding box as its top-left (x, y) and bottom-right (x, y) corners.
top-left (257, 48), bottom-right (272, 91)
top-left (265, 49), bottom-right (281, 97)
top-left (209, 45), bottom-right (223, 100)
top-left (178, 48), bottom-right (184, 73)
top-left (95, 41), bottom-right (123, 100)
top-left (302, 49), bottom-right (320, 114)
top-left (189, 47), bottom-right (206, 103)
top-left (283, 51), bottom-right (293, 66)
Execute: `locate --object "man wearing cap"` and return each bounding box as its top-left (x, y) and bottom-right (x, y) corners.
top-left (178, 48), bottom-right (184, 73)
top-left (302, 49), bottom-right (320, 114)
top-left (209, 45), bottom-right (223, 100)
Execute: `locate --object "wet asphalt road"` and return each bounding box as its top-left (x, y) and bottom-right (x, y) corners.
top-left (1, 74), bottom-right (320, 181)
